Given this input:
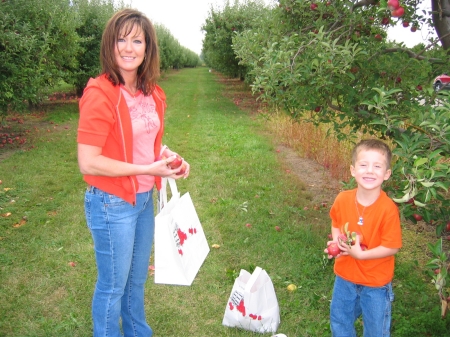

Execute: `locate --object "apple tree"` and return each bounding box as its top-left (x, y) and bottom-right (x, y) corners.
top-left (202, 0), bottom-right (269, 79)
top-left (69, 0), bottom-right (118, 97)
top-left (0, 0), bottom-right (80, 120)
top-left (155, 24), bottom-right (201, 71)
top-left (223, 0), bottom-right (450, 316)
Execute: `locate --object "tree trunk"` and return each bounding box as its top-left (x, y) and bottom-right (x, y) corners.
top-left (432, 0), bottom-right (450, 49)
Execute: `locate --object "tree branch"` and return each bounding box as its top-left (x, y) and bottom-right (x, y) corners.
top-left (352, 0), bottom-right (378, 11)
top-left (380, 48), bottom-right (446, 63)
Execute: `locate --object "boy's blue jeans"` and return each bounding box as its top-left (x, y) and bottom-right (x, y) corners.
top-left (330, 275), bottom-right (394, 337)
top-left (85, 187), bottom-right (155, 337)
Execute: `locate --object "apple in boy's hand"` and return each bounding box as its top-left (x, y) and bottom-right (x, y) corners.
top-left (327, 243), bottom-right (341, 257)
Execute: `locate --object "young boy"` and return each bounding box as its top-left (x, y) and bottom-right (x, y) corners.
top-left (325, 139), bottom-right (402, 337)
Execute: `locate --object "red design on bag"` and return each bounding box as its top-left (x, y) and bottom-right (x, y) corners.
top-left (178, 249), bottom-right (183, 255)
top-left (236, 299), bottom-right (246, 316)
top-left (228, 302), bottom-right (234, 310)
top-left (188, 227), bottom-right (198, 235)
top-left (177, 228), bottom-right (187, 245)
top-left (248, 313), bottom-right (263, 320)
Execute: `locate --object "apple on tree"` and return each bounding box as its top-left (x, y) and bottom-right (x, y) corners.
top-left (387, 0), bottom-right (399, 11)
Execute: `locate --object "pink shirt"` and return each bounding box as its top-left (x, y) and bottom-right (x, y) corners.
top-left (121, 87), bottom-right (160, 192)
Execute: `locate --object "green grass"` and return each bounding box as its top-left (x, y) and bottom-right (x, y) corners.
top-left (0, 68), bottom-right (449, 336)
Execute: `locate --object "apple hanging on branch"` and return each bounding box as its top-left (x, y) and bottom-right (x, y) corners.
top-left (386, 0), bottom-right (405, 18)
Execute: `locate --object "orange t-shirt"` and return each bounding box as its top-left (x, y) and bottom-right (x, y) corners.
top-left (330, 189), bottom-right (402, 287)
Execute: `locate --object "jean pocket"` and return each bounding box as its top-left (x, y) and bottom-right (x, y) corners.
top-left (106, 194), bottom-right (127, 207)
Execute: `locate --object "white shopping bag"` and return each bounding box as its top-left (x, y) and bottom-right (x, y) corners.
top-left (154, 178), bottom-right (210, 286)
top-left (222, 267), bottom-right (280, 333)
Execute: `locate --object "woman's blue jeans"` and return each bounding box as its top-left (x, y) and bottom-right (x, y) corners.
top-left (330, 276), bottom-right (394, 337)
top-left (85, 187), bottom-right (155, 337)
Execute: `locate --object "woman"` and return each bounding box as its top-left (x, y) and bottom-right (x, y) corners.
top-left (77, 8), bottom-right (189, 337)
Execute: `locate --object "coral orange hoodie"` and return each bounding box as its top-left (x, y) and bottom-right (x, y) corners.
top-left (77, 74), bottom-right (167, 205)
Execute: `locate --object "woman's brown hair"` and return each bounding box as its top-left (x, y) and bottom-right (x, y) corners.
top-left (100, 8), bottom-right (160, 95)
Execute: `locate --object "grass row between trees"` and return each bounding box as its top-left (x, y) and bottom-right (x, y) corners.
top-left (0, 67), bottom-right (449, 336)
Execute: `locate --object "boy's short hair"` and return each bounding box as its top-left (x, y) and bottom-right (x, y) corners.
top-left (352, 139), bottom-right (392, 168)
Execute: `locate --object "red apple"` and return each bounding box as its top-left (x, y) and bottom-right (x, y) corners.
top-left (387, 0), bottom-right (399, 11)
top-left (327, 243), bottom-right (341, 257)
top-left (412, 213), bottom-right (423, 221)
top-left (416, 85), bottom-right (422, 91)
top-left (391, 6), bottom-right (405, 17)
top-left (338, 233), bottom-right (349, 245)
top-left (411, 26), bottom-right (417, 32)
top-left (374, 34), bottom-right (382, 41)
top-left (310, 3), bottom-right (318, 10)
top-left (395, 76), bottom-right (402, 83)
top-left (402, 21), bottom-right (409, 28)
top-left (381, 17), bottom-right (390, 25)
top-left (434, 268), bottom-right (441, 275)
top-left (445, 221), bottom-right (450, 232)
top-left (275, 226), bottom-right (281, 232)
top-left (326, 1), bottom-right (331, 6)
top-left (245, 223), bottom-right (252, 228)
top-left (168, 155), bottom-right (183, 169)
top-left (176, 163), bottom-right (187, 175)
top-left (314, 106), bottom-right (321, 112)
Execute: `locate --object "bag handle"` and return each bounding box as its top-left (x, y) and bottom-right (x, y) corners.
top-left (158, 177), bottom-right (180, 212)
top-left (244, 266), bottom-right (263, 293)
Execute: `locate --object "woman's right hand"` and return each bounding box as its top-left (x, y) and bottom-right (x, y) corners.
top-left (152, 155), bottom-right (186, 179)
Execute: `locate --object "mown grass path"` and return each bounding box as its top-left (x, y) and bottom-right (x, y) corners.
top-left (0, 68), bottom-right (449, 336)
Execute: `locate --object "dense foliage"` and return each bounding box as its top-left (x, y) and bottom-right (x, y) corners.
top-left (155, 24), bottom-right (201, 71)
top-left (202, 0), bottom-right (450, 317)
top-left (0, 0), bottom-right (80, 115)
top-left (0, 0), bottom-right (201, 120)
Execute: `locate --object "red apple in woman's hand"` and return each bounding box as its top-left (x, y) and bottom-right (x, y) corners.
top-left (176, 163), bottom-right (187, 175)
top-left (168, 155), bottom-right (183, 169)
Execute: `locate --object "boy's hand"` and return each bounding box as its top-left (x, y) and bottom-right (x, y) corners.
top-left (324, 240), bottom-right (343, 259)
top-left (339, 234), bottom-right (365, 259)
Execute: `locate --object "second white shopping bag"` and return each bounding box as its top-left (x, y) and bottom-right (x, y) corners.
top-left (154, 178), bottom-right (210, 286)
top-left (222, 266), bottom-right (280, 333)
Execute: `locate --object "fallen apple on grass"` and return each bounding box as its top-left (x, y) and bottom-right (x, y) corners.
top-left (412, 213), bottom-right (423, 221)
top-left (287, 284), bottom-right (297, 292)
